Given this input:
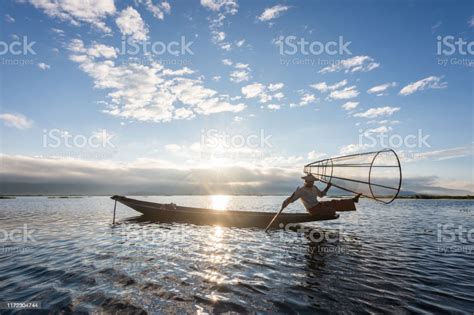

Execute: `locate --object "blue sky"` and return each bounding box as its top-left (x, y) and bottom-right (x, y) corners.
top-left (0, 0), bottom-right (473, 195)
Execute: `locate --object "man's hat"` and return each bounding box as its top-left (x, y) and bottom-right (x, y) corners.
top-left (301, 174), bottom-right (319, 181)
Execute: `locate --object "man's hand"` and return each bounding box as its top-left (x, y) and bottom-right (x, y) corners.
top-left (281, 187), bottom-right (298, 209)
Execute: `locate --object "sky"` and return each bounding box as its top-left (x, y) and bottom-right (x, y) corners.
top-left (0, 0), bottom-right (473, 196)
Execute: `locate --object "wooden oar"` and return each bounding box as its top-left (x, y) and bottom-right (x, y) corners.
top-left (264, 189), bottom-right (297, 233)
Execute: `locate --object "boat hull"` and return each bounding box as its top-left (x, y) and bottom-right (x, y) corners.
top-left (111, 196), bottom-right (339, 228)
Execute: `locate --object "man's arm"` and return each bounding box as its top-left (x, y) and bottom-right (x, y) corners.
top-left (281, 187), bottom-right (301, 209)
top-left (316, 183), bottom-right (332, 197)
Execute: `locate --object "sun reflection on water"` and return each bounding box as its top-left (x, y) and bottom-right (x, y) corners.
top-left (197, 225), bottom-right (232, 287)
top-left (197, 200), bottom-right (234, 288)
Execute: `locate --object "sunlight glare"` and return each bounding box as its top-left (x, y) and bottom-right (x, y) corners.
top-left (210, 195), bottom-right (230, 211)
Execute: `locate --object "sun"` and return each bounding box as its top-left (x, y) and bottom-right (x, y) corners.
top-left (210, 195), bottom-right (230, 211)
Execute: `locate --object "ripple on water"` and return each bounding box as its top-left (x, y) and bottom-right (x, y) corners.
top-left (0, 197), bottom-right (473, 313)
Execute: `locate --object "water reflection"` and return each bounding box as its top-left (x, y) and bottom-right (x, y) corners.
top-left (199, 226), bottom-right (230, 288)
top-left (2, 197), bottom-right (473, 313)
top-left (213, 226), bottom-right (224, 238)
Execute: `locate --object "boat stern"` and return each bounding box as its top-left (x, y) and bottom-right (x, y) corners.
top-left (111, 195), bottom-right (126, 201)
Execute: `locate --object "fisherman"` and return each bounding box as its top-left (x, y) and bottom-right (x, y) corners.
top-left (281, 174), bottom-right (361, 216)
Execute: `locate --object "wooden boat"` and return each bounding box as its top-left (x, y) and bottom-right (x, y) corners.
top-left (111, 195), bottom-right (339, 228)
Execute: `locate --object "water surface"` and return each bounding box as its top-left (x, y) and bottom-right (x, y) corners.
top-left (1, 196), bottom-right (473, 313)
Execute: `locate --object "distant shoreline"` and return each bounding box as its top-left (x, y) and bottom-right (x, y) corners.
top-left (395, 195), bottom-right (474, 200)
top-left (1, 195), bottom-right (473, 200)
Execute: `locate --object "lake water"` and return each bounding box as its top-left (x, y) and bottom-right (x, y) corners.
top-left (1, 196), bottom-right (473, 314)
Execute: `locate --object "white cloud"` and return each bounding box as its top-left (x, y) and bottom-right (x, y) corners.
top-left (68, 39), bottom-right (245, 122)
top-left (367, 82), bottom-right (397, 95)
top-left (261, 155), bottom-right (304, 168)
top-left (90, 44), bottom-right (117, 58)
top-left (399, 76), bottom-right (447, 96)
top-left (310, 79), bottom-right (347, 93)
top-left (201, 0), bottom-right (238, 51)
top-left (469, 16), bottom-right (474, 28)
top-left (68, 39), bottom-right (117, 59)
top-left (235, 39), bottom-right (245, 47)
top-left (241, 82), bottom-right (265, 97)
top-left (431, 21), bottom-right (442, 33)
top-left (2, 154), bottom-right (471, 195)
top-left (299, 93), bottom-right (316, 106)
top-left (353, 106), bottom-right (400, 118)
top-left (38, 62), bottom-right (50, 70)
top-left (319, 56), bottom-right (379, 74)
top-left (212, 75), bottom-right (221, 81)
top-left (234, 63), bottom-right (249, 69)
top-left (339, 143), bottom-right (370, 155)
top-left (259, 93), bottom-right (273, 103)
top-left (268, 82), bottom-right (284, 91)
top-left (161, 2), bottom-right (171, 13)
top-left (327, 86), bottom-right (359, 100)
top-left (363, 126), bottom-right (392, 135)
top-left (241, 82), bottom-right (286, 103)
top-left (212, 30), bottom-right (226, 43)
top-left (116, 7), bottom-right (149, 41)
top-left (267, 104), bottom-right (281, 110)
top-left (230, 69), bottom-right (251, 83)
top-left (5, 14), bottom-right (15, 23)
top-left (174, 108), bottom-right (195, 120)
top-left (342, 101), bottom-right (359, 111)
top-left (258, 5), bottom-right (290, 22)
top-left (409, 145), bottom-right (473, 162)
top-left (225, 62), bottom-right (252, 83)
top-left (136, 0), bottom-right (171, 20)
top-left (220, 43), bottom-right (231, 50)
top-left (0, 153), bottom-right (311, 195)
top-left (222, 59), bottom-right (233, 66)
top-left (307, 151), bottom-right (326, 160)
top-left (201, 0), bottom-right (238, 14)
top-left (162, 67), bottom-right (194, 76)
top-left (367, 119), bottom-right (400, 125)
top-left (51, 28), bottom-right (65, 35)
top-left (0, 113), bottom-right (33, 129)
top-left (273, 92), bottom-right (284, 100)
top-left (26, 0), bottom-right (116, 32)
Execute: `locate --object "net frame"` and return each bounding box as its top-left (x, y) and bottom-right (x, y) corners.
top-left (303, 149), bottom-right (402, 204)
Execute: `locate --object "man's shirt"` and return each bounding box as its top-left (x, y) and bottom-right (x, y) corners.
top-left (288, 185), bottom-right (326, 210)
